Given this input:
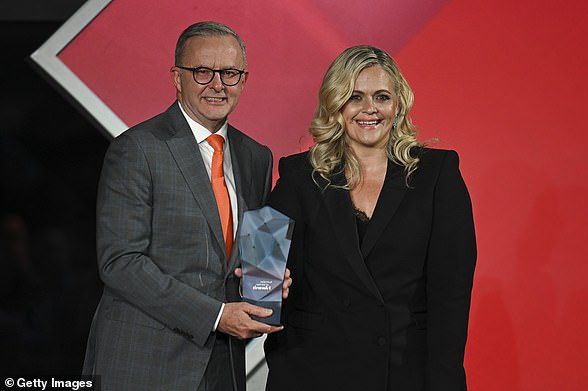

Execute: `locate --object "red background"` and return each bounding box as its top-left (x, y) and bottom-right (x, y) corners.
top-left (59, 0), bottom-right (588, 388)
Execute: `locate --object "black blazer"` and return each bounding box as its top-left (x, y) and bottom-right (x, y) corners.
top-left (264, 149), bottom-right (476, 391)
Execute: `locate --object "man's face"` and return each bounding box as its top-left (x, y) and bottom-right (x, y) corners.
top-left (172, 35), bottom-right (247, 132)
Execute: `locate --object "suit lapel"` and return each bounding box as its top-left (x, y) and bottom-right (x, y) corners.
top-left (360, 160), bottom-right (407, 258)
top-left (227, 126), bottom-right (250, 220)
top-left (226, 126), bottom-right (251, 269)
top-left (164, 104), bottom-right (227, 259)
top-left (322, 168), bottom-right (383, 301)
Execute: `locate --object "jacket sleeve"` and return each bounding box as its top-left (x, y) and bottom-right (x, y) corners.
top-left (266, 156), bottom-right (307, 318)
top-left (425, 150), bottom-right (477, 390)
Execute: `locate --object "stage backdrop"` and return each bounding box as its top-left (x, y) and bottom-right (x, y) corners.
top-left (32, 0), bottom-right (588, 389)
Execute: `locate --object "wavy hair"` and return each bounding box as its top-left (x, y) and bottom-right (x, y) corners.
top-left (309, 45), bottom-right (422, 189)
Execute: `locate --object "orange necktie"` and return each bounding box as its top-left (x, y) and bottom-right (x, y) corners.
top-left (206, 134), bottom-right (233, 258)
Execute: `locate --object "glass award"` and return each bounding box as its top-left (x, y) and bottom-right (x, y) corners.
top-left (238, 206), bottom-right (294, 325)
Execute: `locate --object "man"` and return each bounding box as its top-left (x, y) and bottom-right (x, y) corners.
top-left (82, 22), bottom-right (289, 390)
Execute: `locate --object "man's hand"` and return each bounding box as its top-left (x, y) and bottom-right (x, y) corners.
top-left (281, 268), bottom-right (292, 299)
top-left (217, 302), bottom-right (283, 339)
top-left (234, 267), bottom-right (293, 299)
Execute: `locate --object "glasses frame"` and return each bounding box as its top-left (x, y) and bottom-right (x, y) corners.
top-left (176, 66), bottom-right (246, 86)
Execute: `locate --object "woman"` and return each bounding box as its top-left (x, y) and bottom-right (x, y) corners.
top-left (264, 45), bottom-right (476, 391)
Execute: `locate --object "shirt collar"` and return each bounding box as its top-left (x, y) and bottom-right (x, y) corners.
top-left (177, 101), bottom-right (229, 143)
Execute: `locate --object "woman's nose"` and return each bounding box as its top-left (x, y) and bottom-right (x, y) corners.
top-left (362, 98), bottom-right (377, 113)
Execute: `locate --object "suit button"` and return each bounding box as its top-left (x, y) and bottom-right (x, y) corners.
top-left (343, 298), bottom-right (350, 308)
top-left (378, 337), bottom-right (386, 346)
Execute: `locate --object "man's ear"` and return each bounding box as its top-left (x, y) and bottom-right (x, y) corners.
top-left (241, 71), bottom-right (249, 87)
top-left (170, 66), bottom-right (182, 93)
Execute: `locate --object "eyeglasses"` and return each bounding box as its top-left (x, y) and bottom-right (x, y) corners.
top-left (176, 66), bottom-right (246, 86)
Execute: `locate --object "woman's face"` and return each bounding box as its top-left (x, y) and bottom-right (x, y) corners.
top-left (341, 65), bottom-right (397, 153)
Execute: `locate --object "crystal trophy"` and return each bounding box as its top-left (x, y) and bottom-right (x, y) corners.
top-left (238, 206), bottom-right (294, 325)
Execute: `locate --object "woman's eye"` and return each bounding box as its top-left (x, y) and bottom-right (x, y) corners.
top-left (376, 95), bottom-right (391, 101)
top-left (348, 95), bottom-right (361, 101)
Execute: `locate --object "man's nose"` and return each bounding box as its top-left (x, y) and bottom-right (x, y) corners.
top-left (209, 71), bottom-right (224, 91)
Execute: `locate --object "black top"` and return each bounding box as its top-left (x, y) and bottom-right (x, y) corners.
top-left (354, 205), bottom-right (370, 246)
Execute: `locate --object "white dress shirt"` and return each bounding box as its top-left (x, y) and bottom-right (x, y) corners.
top-left (178, 101), bottom-right (239, 332)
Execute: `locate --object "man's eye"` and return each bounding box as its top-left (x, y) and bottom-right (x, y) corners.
top-left (222, 70), bottom-right (239, 78)
top-left (196, 68), bottom-right (212, 75)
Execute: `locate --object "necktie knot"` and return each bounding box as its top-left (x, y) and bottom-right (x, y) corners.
top-left (206, 134), bottom-right (225, 152)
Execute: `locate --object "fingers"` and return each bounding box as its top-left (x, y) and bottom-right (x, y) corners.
top-left (265, 324), bottom-right (285, 335)
top-left (233, 267), bottom-right (243, 278)
top-left (245, 304), bottom-right (272, 318)
top-left (218, 302), bottom-right (283, 340)
top-left (282, 268), bottom-right (293, 299)
top-left (242, 305), bottom-right (285, 335)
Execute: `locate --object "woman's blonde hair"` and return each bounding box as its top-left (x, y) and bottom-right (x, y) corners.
top-left (309, 45), bottom-right (422, 189)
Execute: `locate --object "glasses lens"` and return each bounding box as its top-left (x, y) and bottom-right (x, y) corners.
top-left (191, 67), bottom-right (243, 86)
top-left (220, 70), bottom-right (242, 86)
top-left (193, 68), bottom-right (214, 84)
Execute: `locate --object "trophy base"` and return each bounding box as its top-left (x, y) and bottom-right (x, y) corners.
top-left (243, 299), bottom-right (282, 326)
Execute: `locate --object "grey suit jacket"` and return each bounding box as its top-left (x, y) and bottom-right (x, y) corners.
top-left (82, 102), bottom-right (273, 390)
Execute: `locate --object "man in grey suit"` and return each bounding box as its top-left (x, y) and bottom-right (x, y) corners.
top-left (82, 21), bottom-right (289, 391)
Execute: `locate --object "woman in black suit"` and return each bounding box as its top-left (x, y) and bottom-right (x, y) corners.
top-left (264, 45), bottom-right (476, 391)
